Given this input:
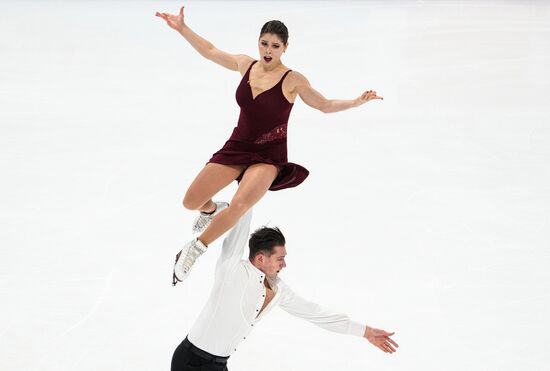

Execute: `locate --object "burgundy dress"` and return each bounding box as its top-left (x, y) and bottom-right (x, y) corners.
top-left (208, 60), bottom-right (309, 191)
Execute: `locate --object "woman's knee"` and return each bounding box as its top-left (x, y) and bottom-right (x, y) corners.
top-left (226, 199), bottom-right (251, 217)
top-left (182, 191), bottom-right (204, 210)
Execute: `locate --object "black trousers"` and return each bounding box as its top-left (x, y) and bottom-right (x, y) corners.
top-left (171, 337), bottom-right (229, 371)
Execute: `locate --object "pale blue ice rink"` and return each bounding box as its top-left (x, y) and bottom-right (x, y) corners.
top-left (1, 1), bottom-right (549, 370)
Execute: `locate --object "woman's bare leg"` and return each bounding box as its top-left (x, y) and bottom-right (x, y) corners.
top-left (183, 163), bottom-right (246, 213)
top-left (198, 163), bottom-right (278, 246)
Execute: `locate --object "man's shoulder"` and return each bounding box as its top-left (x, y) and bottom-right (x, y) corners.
top-left (275, 277), bottom-right (291, 292)
top-left (217, 258), bottom-right (250, 277)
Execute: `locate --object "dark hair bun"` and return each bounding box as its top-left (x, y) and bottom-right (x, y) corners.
top-left (260, 20), bottom-right (289, 44)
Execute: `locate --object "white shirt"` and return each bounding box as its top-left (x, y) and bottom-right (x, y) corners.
top-left (187, 209), bottom-right (366, 357)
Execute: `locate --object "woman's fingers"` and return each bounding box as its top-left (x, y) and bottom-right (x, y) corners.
top-left (156, 12), bottom-right (180, 29)
top-left (156, 12), bottom-right (174, 19)
top-left (360, 90), bottom-right (383, 101)
top-left (179, 6), bottom-right (185, 16)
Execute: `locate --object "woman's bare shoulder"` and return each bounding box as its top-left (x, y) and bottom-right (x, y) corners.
top-left (235, 55), bottom-right (256, 76)
top-left (286, 70), bottom-right (309, 88)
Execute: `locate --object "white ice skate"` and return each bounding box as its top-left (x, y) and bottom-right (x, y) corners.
top-left (172, 238), bottom-right (207, 286)
top-left (192, 201), bottom-right (229, 234)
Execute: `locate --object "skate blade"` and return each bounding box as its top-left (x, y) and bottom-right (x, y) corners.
top-left (172, 250), bottom-right (182, 286)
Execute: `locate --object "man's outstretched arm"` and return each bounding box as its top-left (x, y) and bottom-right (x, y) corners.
top-left (278, 281), bottom-right (399, 353)
top-left (216, 209), bottom-right (253, 269)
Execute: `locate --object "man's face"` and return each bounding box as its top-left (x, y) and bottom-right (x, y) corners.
top-left (257, 245), bottom-right (287, 278)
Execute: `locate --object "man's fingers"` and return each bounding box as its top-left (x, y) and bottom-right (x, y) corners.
top-left (382, 341), bottom-right (396, 353)
top-left (382, 343), bottom-right (392, 353)
top-left (377, 344), bottom-right (388, 353)
top-left (373, 339), bottom-right (390, 353)
top-left (180, 6), bottom-right (184, 16)
top-left (387, 337), bottom-right (399, 347)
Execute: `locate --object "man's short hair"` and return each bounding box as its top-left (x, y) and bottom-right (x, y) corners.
top-left (248, 226), bottom-right (286, 260)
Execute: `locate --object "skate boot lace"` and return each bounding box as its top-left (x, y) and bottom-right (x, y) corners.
top-left (193, 214), bottom-right (211, 232)
top-left (182, 243), bottom-right (203, 274)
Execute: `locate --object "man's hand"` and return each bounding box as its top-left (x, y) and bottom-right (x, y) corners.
top-left (364, 326), bottom-right (399, 353)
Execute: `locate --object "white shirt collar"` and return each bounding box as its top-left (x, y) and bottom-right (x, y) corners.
top-left (244, 259), bottom-right (265, 282)
top-left (244, 260), bottom-right (280, 288)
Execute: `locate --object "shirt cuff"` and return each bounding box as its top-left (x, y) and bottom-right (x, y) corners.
top-left (347, 321), bottom-right (366, 337)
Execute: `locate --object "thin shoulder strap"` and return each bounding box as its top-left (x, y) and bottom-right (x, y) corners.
top-left (278, 69), bottom-right (292, 84)
top-left (245, 60), bottom-right (257, 78)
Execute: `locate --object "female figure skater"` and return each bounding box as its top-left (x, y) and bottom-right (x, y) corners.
top-left (156, 6), bottom-right (383, 285)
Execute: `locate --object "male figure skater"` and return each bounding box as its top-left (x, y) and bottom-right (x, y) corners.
top-left (171, 210), bottom-right (399, 371)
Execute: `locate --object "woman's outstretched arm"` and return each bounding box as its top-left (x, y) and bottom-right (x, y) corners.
top-left (291, 71), bottom-right (383, 113)
top-left (156, 6), bottom-right (251, 71)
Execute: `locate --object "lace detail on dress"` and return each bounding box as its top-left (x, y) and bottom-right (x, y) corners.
top-left (254, 124), bottom-right (287, 144)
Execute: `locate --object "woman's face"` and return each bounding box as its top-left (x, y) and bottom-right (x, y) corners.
top-left (258, 33), bottom-right (287, 66)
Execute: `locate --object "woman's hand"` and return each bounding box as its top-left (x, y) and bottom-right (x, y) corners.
top-left (355, 89), bottom-right (383, 106)
top-left (364, 326), bottom-right (399, 353)
top-left (156, 6), bottom-right (186, 32)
